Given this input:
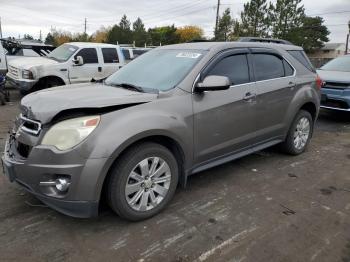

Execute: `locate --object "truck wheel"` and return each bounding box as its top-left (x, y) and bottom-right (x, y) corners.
top-left (281, 110), bottom-right (313, 155)
top-left (107, 142), bottom-right (179, 221)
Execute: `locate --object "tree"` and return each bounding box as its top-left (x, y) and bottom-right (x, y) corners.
top-left (175, 26), bottom-right (204, 42)
top-left (288, 16), bottom-right (330, 52)
top-left (23, 34), bottom-right (34, 40)
top-left (215, 8), bottom-right (234, 41)
top-left (269, 0), bottom-right (305, 40)
top-left (45, 33), bottom-right (55, 45)
top-left (91, 27), bottom-right (109, 43)
top-left (148, 25), bottom-right (179, 45)
top-left (106, 15), bottom-right (132, 44)
top-left (240, 0), bottom-right (270, 37)
top-left (133, 17), bottom-right (148, 46)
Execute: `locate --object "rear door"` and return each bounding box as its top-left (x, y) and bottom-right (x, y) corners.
top-left (193, 48), bottom-right (258, 164)
top-left (69, 48), bottom-right (101, 83)
top-left (101, 47), bottom-right (122, 78)
top-left (251, 48), bottom-right (297, 142)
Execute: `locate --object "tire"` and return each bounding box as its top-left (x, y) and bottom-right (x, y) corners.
top-left (107, 142), bottom-right (179, 221)
top-left (33, 78), bottom-right (63, 93)
top-left (281, 110), bottom-right (313, 155)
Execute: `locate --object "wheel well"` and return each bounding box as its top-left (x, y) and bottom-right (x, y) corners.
top-left (100, 135), bottom-right (186, 204)
top-left (39, 76), bottom-right (65, 86)
top-left (300, 102), bottom-right (317, 120)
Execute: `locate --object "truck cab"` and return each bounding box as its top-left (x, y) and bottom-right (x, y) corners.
top-left (6, 42), bottom-right (125, 94)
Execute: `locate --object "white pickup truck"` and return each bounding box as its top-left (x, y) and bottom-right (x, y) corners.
top-left (6, 42), bottom-right (125, 94)
top-left (0, 39), bottom-right (55, 76)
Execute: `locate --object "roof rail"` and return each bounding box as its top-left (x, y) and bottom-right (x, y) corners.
top-left (237, 37), bottom-right (293, 45)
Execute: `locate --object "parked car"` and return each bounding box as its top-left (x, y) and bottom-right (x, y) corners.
top-left (317, 55), bottom-right (350, 112)
top-left (6, 42), bottom-right (125, 95)
top-left (2, 41), bottom-right (321, 221)
top-left (122, 47), bottom-right (152, 62)
top-left (0, 38), bottom-right (55, 76)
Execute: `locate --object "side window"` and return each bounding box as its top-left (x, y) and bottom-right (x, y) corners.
top-left (207, 54), bottom-right (250, 85)
top-left (253, 54), bottom-right (284, 81)
top-left (283, 60), bottom-right (294, 76)
top-left (102, 48), bottom-right (119, 63)
top-left (287, 50), bottom-right (315, 72)
top-left (75, 48), bottom-right (98, 64)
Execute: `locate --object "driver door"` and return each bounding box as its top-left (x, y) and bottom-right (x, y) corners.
top-left (69, 48), bottom-right (102, 84)
top-left (193, 49), bottom-right (258, 165)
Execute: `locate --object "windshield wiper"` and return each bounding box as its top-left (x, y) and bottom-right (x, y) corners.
top-left (111, 83), bottom-right (145, 93)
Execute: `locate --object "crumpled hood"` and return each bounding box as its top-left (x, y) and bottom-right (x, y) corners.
top-left (8, 56), bottom-right (58, 70)
top-left (317, 69), bottom-right (350, 83)
top-left (21, 83), bottom-right (158, 124)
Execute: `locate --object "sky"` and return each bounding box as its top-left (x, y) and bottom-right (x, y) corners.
top-left (0, 0), bottom-right (349, 43)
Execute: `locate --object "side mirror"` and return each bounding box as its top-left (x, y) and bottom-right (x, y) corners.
top-left (196, 75), bottom-right (231, 92)
top-left (72, 56), bottom-right (84, 66)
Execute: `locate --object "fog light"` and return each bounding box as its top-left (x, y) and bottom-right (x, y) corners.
top-left (55, 178), bottom-right (71, 192)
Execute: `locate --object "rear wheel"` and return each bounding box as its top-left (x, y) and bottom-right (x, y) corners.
top-left (107, 142), bottom-right (179, 221)
top-left (281, 110), bottom-right (313, 155)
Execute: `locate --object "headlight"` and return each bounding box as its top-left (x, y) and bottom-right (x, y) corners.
top-left (41, 116), bottom-right (100, 150)
top-left (22, 70), bottom-right (33, 79)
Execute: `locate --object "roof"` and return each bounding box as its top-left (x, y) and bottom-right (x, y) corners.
top-left (160, 41), bottom-right (303, 51)
top-left (321, 43), bottom-right (345, 51)
top-left (67, 42), bottom-right (119, 48)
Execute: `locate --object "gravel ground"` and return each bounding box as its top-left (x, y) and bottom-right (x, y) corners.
top-left (0, 90), bottom-right (350, 262)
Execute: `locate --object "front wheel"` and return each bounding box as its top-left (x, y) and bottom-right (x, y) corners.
top-left (281, 110), bottom-right (313, 155)
top-left (107, 142), bottom-right (179, 221)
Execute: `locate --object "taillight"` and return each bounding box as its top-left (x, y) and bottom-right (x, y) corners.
top-left (315, 75), bottom-right (323, 89)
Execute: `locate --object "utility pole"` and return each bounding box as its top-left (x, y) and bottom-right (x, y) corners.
top-left (0, 17), bottom-right (2, 39)
top-left (346, 20), bottom-right (350, 55)
top-left (39, 30), bottom-right (42, 42)
top-left (84, 18), bottom-right (87, 35)
top-left (215, 0), bottom-right (221, 39)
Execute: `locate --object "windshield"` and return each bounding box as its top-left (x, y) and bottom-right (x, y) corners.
top-left (105, 49), bottom-right (205, 91)
top-left (320, 56), bottom-right (350, 72)
top-left (48, 44), bottom-right (78, 62)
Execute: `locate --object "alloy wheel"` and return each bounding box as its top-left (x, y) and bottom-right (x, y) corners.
top-left (125, 157), bottom-right (171, 211)
top-left (293, 117), bottom-right (310, 150)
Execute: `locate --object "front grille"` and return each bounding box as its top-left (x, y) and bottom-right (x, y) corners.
top-left (323, 81), bottom-right (350, 90)
top-left (19, 114), bottom-right (42, 135)
top-left (8, 66), bottom-right (19, 79)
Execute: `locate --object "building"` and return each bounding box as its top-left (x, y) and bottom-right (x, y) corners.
top-left (308, 43), bottom-right (346, 59)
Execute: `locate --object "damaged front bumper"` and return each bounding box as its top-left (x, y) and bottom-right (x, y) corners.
top-left (1, 127), bottom-right (106, 218)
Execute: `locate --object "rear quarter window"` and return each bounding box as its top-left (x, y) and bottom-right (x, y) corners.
top-left (287, 50), bottom-right (315, 72)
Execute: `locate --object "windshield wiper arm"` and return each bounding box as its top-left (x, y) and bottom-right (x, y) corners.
top-left (112, 83), bottom-right (145, 93)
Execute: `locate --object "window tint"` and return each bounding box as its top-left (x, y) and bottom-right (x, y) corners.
top-left (253, 54), bottom-right (284, 81)
top-left (207, 54), bottom-right (250, 85)
top-left (287, 50), bottom-right (315, 72)
top-left (75, 48), bottom-right (98, 64)
top-left (102, 48), bottom-right (119, 63)
top-left (283, 60), bottom-right (294, 76)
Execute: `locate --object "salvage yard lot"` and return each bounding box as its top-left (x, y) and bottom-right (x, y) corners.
top-left (1, 91), bottom-right (350, 262)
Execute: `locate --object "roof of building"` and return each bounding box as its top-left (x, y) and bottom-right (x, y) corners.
top-left (321, 43), bottom-right (345, 51)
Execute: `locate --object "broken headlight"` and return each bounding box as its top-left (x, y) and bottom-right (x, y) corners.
top-left (41, 116), bottom-right (100, 150)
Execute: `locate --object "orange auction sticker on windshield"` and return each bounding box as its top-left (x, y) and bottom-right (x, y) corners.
top-left (176, 52), bottom-right (202, 59)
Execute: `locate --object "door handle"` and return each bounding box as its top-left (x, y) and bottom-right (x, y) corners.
top-left (98, 67), bottom-right (102, 72)
top-left (243, 92), bottom-right (256, 101)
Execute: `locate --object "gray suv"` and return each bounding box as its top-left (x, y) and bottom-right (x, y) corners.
top-left (2, 42), bottom-right (321, 221)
